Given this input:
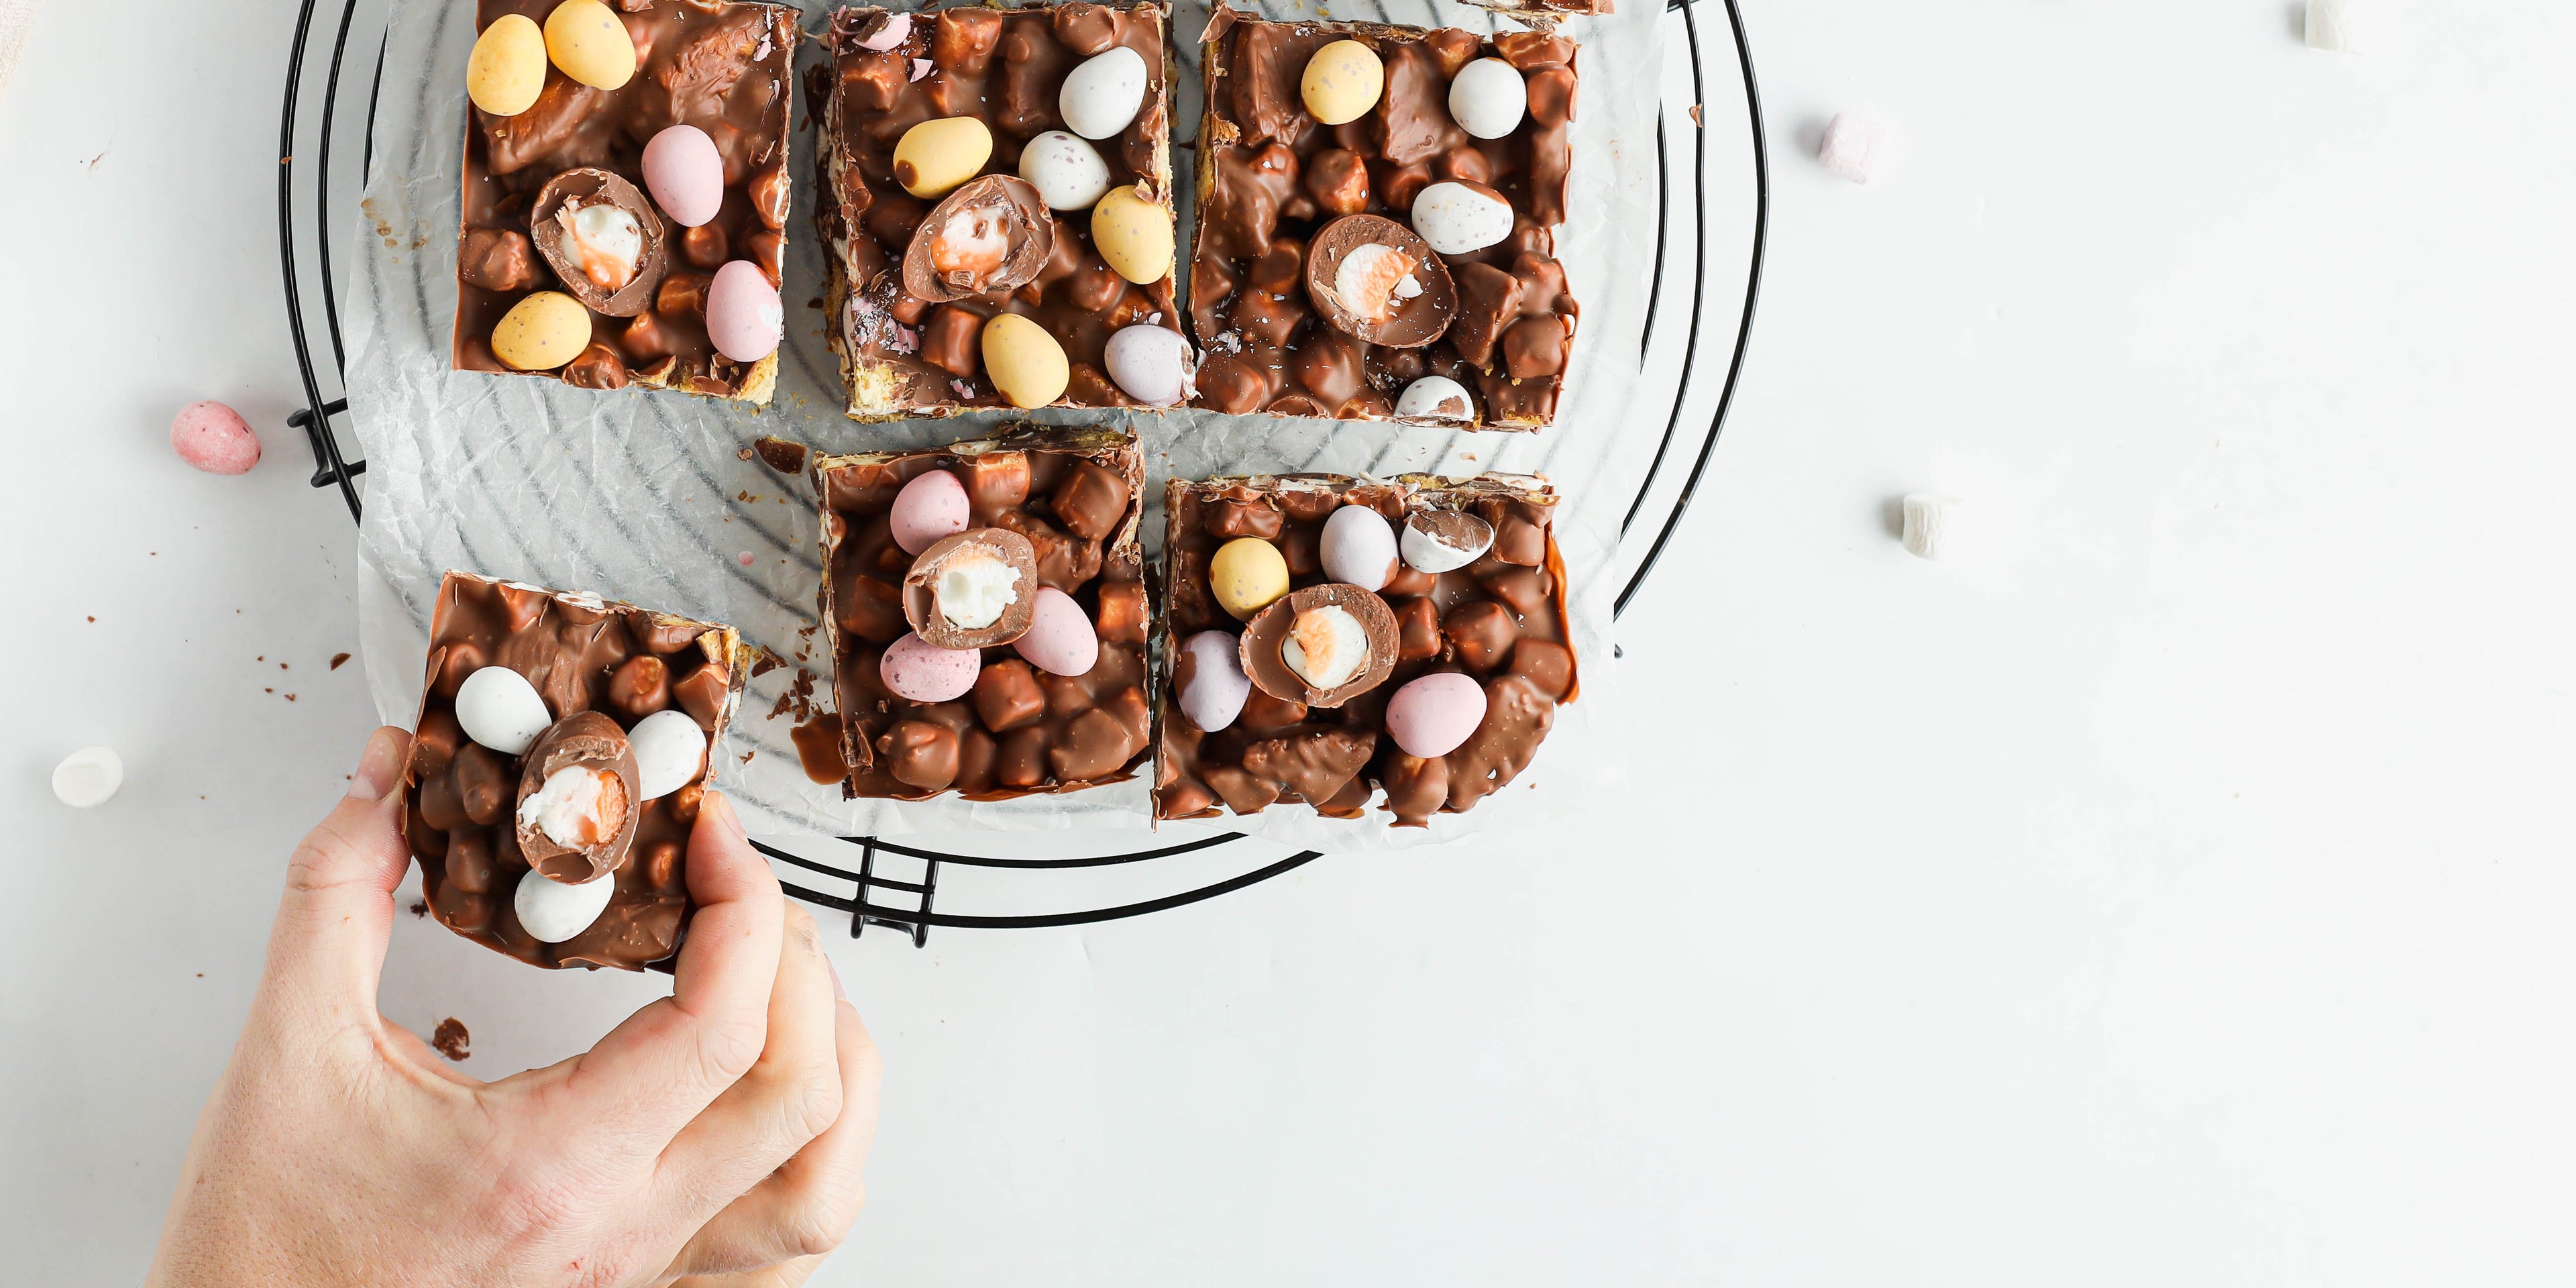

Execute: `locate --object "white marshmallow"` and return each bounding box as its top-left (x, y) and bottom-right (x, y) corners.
top-left (52, 746), bottom-right (123, 808)
top-left (1448, 58), bottom-right (1527, 140)
top-left (1394, 376), bottom-right (1474, 421)
top-left (1900, 492), bottom-right (1961, 560)
top-left (628, 708), bottom-right (707, 802)
top-left (1059, 46), bottom-right (1147, 140)
top-left (1283, 605), bottom-right (1372, 691)
top-left (513, 869), bottom-right (616, 943)
top-left (2305, 0), bottom-right (2365, 52)
top-left (1819, 113), bottom-right (1893, 184)
top-left (453, 665), bottom-right (553, 755)
top-left (935, 549), bottom-right (1021, 629)
top-left (1018, 130), bottom-right (1113, 210)
top-left (1409, 181), bottom-right (1515, 256)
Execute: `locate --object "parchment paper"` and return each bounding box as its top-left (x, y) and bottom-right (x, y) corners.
top-left (344, 0), bottom-right (1666, 852)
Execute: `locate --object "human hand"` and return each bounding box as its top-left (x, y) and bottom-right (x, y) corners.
top-left (144, 726), bottom-right (881, 1288)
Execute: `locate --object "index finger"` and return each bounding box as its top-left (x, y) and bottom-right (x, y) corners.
top-left (544, 793), bottom-right (785, 1151)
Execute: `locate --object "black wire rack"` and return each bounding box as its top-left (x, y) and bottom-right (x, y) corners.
top-left (278, 0), bottom-right (1766, 945)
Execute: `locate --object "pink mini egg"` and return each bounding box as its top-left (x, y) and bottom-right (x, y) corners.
top-left (706, 260), bottom-right (783, 362)
top-left (879, 633), bottom-right (981, 702)
top-left (641, 125), bottom-right (724, 227)
top-left (1012, 587), bottom-right (1099, 677)
top-left (1384, 672), bottom-right (1489, 758)
top-left (888, 469), bottom-right (971, 555)
top-left (170, 400), bottom-right (261, 475)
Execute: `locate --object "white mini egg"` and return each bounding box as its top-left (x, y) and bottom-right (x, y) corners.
top-left (51, 747), bottom-right (123, 808)
top-left (1447, 58), bottom-right (1527, 140)
top-left (514, 869), bottom-right (616, 943)
top-left (1177, 630), bottom-right (1250, 733)
top-left (1319, 504), bottom-right (1398, 591)
top-left (1410, 181), bottom-right (1515, 256)
top-left (1394, 375), bottom-right (1473, 421)
top-left (628, 708), bottom-right (708, 801)
top-left (1019, 130), bottom-right (1114, 211)
top-left (453, 665), bottom-right (552, 755)
top-left (1059, 46), bottom-right (1148, 140)
top-left (1103, 325), bottom-right (1194, 405)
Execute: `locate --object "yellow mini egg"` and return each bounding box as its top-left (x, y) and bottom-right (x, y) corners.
top-left (1089, 186), bottom-right (1173, 284)
top-left (467, 13), bottom-right (547, 117)
top-left (894, 117), bottom-right (995, 199)
top-left (543, 0), bottom-right (637, 92)
top-left (491, 292), bottom-right (594, 371)
top-left (1210, 538), bottom-right (1291, 621)
top-left (1300, 40), bottom-right (1384, 126)
top-left (980, 313), bottom-right (1069, 409)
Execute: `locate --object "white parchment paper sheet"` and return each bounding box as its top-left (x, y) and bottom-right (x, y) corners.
top-left (344, 0), bottom-right (1664, 851)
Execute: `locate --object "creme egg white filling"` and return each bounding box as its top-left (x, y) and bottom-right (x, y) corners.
top-left (561, 201), bottom-right (644, 291)
top-left (1283, 605), bottom-right (1371, 690)
top-left (936, 550), bottom-right (1020, 629)
top-left (1335, 244), bottom-right (1422, 322)
top-left (518, 766), bottom-right (619, 847)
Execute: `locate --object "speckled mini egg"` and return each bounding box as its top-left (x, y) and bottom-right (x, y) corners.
top-left (453, 665), bottom-right (552, 755)
top-left (1410, 181), bottom-right (1515, 256)
top-left (543, 0), bottom-right (637, 91)
top-left (1012, 587), bottom-right (1100, 677)
top-left (1089, 186), bottom-right (1173, 284)
top-left (514, 868), bottom-right (616, 943)
top-left (466, 13), bottom-right (547, 117)
top-left (642, 125), bottom-right (724, 227)
top-left (1177, 630), bottom-right (1250, 733)
top-left (1384, 672), bottom-right (1489, 758)
top-left (1447, 58), bottom-right (1527, 140)
top-left (1209, 537), bottom-right (1289, 621)
top-left (706, 260), bottom-right (782, 362)
top-left (890, 469), bottom-right (971, 555)
top-left (1319, 504), bottom-right (1399, 591)
top-left (490, 291), bottom-right (592, 370)
top-left (880, 633), bottom-right (982, 702)
top-left (1059, 46), bottom-right (1148, 140)
top-left (627, 708), bottom-right (707, 801)
top-left (1103, 324), bottom-right (1193, 406)
top-left (1018, 130), bottom-right (1113, 211)
top-left (894, 116), bottom-right (993, 199)
top-left (981, 313), bottom-right (1070, 409)
top-left (1394, 376), bottom-right (1474, 421)
top-left (1301, 40), bottom-right (1384, 126)
top-left (169, 400), bottom-right (262, 475)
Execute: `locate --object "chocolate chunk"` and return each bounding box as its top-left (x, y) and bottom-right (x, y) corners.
top-left (1304, 215), bottom-right (1457, 348)
top-left (901, 528), bottom-right (1040, 650)
top-left (902, 175), bottom-right (1058, 303)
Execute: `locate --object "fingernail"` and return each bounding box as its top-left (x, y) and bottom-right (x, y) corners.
top-left (826, 952), bottom-right (847, 1004)
top-left (345, 727), bottom-right (407, 801)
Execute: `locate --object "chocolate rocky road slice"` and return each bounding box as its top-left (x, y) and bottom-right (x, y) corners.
top-left (1189, 9), bottom-right (1580, 429)
top-left (815, 1), bottom-right (1185, 419)
top-left (405, 573), bottom-right (751, 972)
top-left (455, 0), bottom-right (798, 404)
top-left (813, 425), bottom-right (1151, 800)
top-left (1155, 472), bottom-right (1576, 828)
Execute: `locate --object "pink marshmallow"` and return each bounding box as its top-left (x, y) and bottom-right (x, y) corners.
top-left (1819, 113), bottom-right (1894, 185)
top-left (170, 400), bottom-right (261, 475)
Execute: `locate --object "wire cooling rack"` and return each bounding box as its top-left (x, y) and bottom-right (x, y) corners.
top-left (278, 0), bottom-right (1767, 945)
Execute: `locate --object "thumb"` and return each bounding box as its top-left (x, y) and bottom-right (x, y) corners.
top-left (257, 726), bottom-right (415, 1028)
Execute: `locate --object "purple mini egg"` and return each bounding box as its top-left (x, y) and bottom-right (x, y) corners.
top-left (1177, 630), bottom-right (1249, 733)
top-left (888, 469), bottom-right (971, 555)
top-left (1012, 587), bottom-right (1099, 677)
top-left (879, 633), bottom-right (981, 702)
top-left (1384, 672), bottom-right (1489, 758)
top-left (706, 260), bottom-right (783, 362)
top-left (641, 125), bottom-right (724, 227)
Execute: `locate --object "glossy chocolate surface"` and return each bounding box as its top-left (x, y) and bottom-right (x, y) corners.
top-left (818, 2), bottom-right (1183, 418)
top-left (406, 573), bottom-right (751, 971)
top-left (816, 426), bottom-right (1152, 798)
top-left (456, 0), bottom-right (798, 402)
top-left (1189, 12), bottom-right (1580, 427)
top-left (1156, 473), bottom-right (1576, 826)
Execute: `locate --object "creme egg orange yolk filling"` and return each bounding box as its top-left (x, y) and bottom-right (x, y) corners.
top-left (1282, 604), bottom-right (1371, 691)
top-left (518, 766), bottom-right (629, 847)
top-left (929, 207), bottom-right (1012, 286)
top-left (559, 201), bottom-right (644, 292)
top-left (1334, 244), bottom-right (1422, 322)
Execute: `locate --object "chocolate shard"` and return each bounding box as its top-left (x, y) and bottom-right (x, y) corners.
top-left (1303, 214), bottom-right (1456, 349)
top-left (513, 711), bottom-right (643, 885)
top-left (530, 168), bottom-right (671, 318)
top-left (902, 174), bottom-right (1059, 304)
top-left (1238, 582), bottom-right (1401, 708)
top-left (902, 527), bottom-right (1041, 649)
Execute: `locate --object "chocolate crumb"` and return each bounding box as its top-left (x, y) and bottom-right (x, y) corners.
top-left (740, 750), bottom-right (755, 763)
top-left (86, 615), bottom-right (95, 623)
top-left (431, 1017), bottom-right (472, 1061)
top-left (284, 694), bottom-right (298, 702)
top-left (752, 646), bottom-right (787, 677)
top-left (753, 436), bottom-right (809, 475)
top-left (409, 900), bottom-right (429, 918)
top-left (330, 653), bottom-right (351, 670)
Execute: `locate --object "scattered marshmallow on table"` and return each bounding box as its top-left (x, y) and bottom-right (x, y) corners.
top-left (1818, 113), bottom-right (1893, 185)
top-left (1900, 492), bottom-right (1962, 561)
top-left (2305, 0), bottom-right (2365, 52)
top-left (170, 400), bottom-right (262, 475)
top-left (52, 747), bottom-right (124, 808)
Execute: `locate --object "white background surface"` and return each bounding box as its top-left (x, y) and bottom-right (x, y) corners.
top-left (5, 0), bottom-right (2573, 1283)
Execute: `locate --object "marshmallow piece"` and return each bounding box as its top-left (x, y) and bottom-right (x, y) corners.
top-left (52, 746), bottom-right (124, 808)
top-left (1818, 113), bottom-right (1892, 185)
top-left (513, 869), bottom-right (617, 943)
top-left (1900, 492), bottom-right (1961, 561)
top-left (2305, 0), bottom-right (2364, 52)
